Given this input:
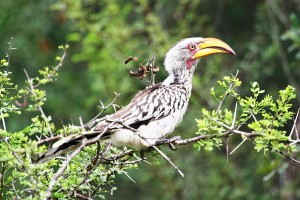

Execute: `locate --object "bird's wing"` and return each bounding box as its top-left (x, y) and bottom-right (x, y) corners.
top-left (98, 83), bottom-right (189, 129)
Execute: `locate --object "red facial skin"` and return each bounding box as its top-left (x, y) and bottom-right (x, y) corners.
top-left (185, 43), bottom-right (198, 69)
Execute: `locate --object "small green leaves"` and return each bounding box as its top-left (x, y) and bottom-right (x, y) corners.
top-left (0, 43), bottom-right (139, 199)
top-left (0, 58), bottom-right (20, 116)
top-left (195, 73), bottom-right (297, 158)
top-left (0, 59), bottom-right (8, 67)
top-left (212, 72), bottom-right (241, 102)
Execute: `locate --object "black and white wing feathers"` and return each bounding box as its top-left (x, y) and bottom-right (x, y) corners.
top-left (95, 83), bottom-right (190, 130)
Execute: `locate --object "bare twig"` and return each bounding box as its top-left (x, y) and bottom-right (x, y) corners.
top-left (249, 109), bottom-right (257, 122)
top-left (289, 108), bottom-right (300, 138)
top-left (74, 192), bottom-right (93, 200)
top-left (0, 110), bottom-right (6, 132)
top-left (152, 146), bottom-right (184, 177)
top-left (84, 92), bottom-right (120, 129)
top-left (24, 69), bottom-right (54, 137)
top-left (231, 102), bottom-right (238, 129)
top-left (276, 151), bottom-right (300, 164)
top-left (230, 138), bottom-right (247, 155)
top-left (11, 181), bottom-right (21, 200)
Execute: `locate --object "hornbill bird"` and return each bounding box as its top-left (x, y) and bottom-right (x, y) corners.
top-left (37, 37), bottom-right (235, 163)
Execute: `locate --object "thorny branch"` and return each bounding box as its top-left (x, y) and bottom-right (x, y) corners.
top-left (84, 92), bottom-right (120, 129)
top-left (41, 101), bottom-right (300, 198)
top-left (23, 47), bottom-right (67, 138)
top-left (24, 69), bottom-right (54, 137)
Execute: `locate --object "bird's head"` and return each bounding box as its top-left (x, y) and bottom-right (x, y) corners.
top-left (164, 37), bottom-right (235, 84)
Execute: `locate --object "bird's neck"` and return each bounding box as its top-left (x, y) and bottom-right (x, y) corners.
top-left (163, 65), bottom-right (195, 87)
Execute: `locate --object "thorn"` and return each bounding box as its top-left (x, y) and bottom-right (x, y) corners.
top-left (231, 102), bottom-right (238, 129)
top-left (226, 137), bottom-right (229, 163)
top-left (230, 138), bottom-right (247, 155)
top-left (123, 171), bottom-right (136, 183)
top-left (152, 146), bottom-right (184, 177)
top-left (289, 108), bottom-right (300, 138)
top-left (99, 100), bottom-right (105, 109)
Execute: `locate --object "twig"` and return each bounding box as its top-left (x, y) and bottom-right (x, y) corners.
top-left (276, 150), bottom-right (300, 164)
top-left (69, 142), bottom-right (111, 197)
top-left (0, 110), bottom-right (6, 132)
top-left (11, 181), bottom-right (21, 200)
top-left (90, 141), bottom-right (101, 168)
top-left (152, 146), bottom-right (184, 177)
top-left (289, 108), bottom-right (300, 138)
top-left (0, 133), bottom-right (24, 168)
top-left (249, 109), bottom-right (257, 122)
top-left (45, 125), bottom-right (110, 199)
top-left (231, 102), bottom-right (238, 129)
top-left (74, 192), bottom-right (93, 200)
top-left (24, 69), bottom-right (54, 137)
top-left (111, 149), bottom-right (134, 160)
top-left (230, 138), bottom-right (247, 155)
top-left (0, 162), bottom-right (5, 200)
top-left (33, 45), bottom-right (67, 88)
top-left (123, 171), bottom-right (136, 183)
top-left (37, 136), bottom-right (61, 145)
top-left (6, 37), bottom-right (17, 69)
top-left (216, 70), bottom-right (239, 112)
top-left (148, 58), bottom-right (156, 86)
top-left (84, 92), bottom-right (120, 129)
top-left (44, 138), bottom-right (88, 199)
top-left (174, 134), bottom-right (219, 146)
top-left (226, 137), bottom-right (229, 163)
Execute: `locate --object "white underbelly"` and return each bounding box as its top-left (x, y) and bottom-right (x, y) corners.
top-left (110, 108), bottom-right (187, 150)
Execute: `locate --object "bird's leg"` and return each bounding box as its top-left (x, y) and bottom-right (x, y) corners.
top-left (139, 150), bottom-right (147, 160)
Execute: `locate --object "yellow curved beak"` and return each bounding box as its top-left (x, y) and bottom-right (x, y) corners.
top-left (192, 38), bottom-right (236, 59)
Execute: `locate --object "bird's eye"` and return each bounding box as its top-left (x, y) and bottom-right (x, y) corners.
top-left (189, 44), bottom-right (196, 50)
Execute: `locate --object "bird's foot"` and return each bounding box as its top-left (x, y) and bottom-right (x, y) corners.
top-left (168, 136), bottom-right (181, 151)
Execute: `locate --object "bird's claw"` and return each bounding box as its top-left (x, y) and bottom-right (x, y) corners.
top-left (168, 136), bottom-right (181, 151)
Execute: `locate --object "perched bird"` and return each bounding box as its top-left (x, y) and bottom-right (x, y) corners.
top-left (37, 37), bottom-right (235, 163)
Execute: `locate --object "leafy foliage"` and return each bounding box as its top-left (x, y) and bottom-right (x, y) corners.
top-left (195, 73), bottom-right (297, 156)
top-left (0, 47), bottom-right (137, 199)
top-left (1, 0), bottom-right (300, 199)
top-left (0, 46), bottom-right (299, 199)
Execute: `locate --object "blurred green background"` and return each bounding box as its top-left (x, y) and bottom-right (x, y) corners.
top-left (1, 0), bottom-right (300, 199)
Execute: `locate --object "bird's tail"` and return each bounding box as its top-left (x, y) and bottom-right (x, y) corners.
top-left (36, 125), bottom-right (109, 164)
